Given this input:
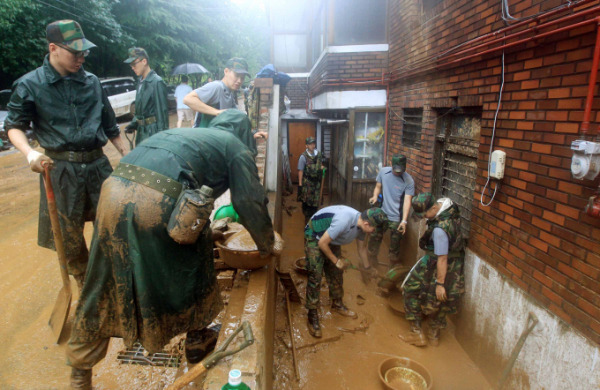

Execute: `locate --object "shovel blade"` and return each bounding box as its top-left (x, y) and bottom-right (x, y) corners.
top-left (48, 286), bottom-right (72, 344)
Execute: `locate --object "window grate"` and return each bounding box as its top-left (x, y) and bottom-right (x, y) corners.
top-left (117, 342), bottom-right (181, 368)
top-left (402, 108), bottom-right (423, 149)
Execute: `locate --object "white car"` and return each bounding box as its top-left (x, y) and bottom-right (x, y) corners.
top-left (101, 77), bottom-right (136, 118)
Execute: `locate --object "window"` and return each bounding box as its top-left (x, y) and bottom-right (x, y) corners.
top-left (332, 0), bottom-right (387, 45)
top-left (402, 108), bottom-right (423, 149)
top-left (353, 111), bottom-right (385, 179)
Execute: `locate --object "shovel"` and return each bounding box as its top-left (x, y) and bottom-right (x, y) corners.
top-left (168, 321), bottom-right (254, 390)
top-left (43, 164), bottom-right (72, 344)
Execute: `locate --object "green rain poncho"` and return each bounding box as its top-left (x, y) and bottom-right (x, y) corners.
top-left (70, 110), bottom-right (274, 353)
top-left (127, 70), bottom-right (169, 146)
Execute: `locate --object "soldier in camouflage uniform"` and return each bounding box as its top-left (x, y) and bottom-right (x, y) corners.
top-left (304, 206), bottom-right (387, 338)
top-left (297, 136), bottom-right (324, 224)
top-left (399, 193), bottom-right (465, 347)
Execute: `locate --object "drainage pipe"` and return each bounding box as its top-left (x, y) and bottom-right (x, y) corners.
top-left (581, 17), bottom-right (600, 136)
top-left (440, 4), bottom-right (600, 64)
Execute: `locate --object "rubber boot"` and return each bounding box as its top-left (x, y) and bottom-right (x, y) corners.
top-left (398, 320), bottom-right (427, 347)
top-left (331, 299), bottom-right (358, 319)
top-left (185, 324), bottom-right (221, 364)
top-left (307, 309), bottom-right (322, 338)
top-left (428, 326), bottom-right (440, 347)
top-left (70, 368), bottom-right (92, 390)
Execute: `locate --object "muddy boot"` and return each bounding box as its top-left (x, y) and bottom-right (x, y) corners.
top-left (331, 299), bottom-right (358, 319)
top-left (398, 321), bottom-right (427, 347)
top-left (427, 327), bottom-right (440, 347)
top-left (307, 309), bottom-right (322, 338)
top-left (185, 325), bottom-right (221, 364)
top-left (70, 368), bottom-right (92, 390)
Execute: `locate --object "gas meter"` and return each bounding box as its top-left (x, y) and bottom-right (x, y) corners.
top-left (571, 140), bottom-right (600, 180)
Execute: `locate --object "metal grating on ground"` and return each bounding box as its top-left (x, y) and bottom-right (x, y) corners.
top-left (117, 342), bottom-right (181, 368)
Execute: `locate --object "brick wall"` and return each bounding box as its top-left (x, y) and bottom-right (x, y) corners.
top-left (308, 51), bottom-right (388, 96)
top-left (286, 77), bottom-right (308, 109)
top-left (389, 0), bottom-right (600, 344)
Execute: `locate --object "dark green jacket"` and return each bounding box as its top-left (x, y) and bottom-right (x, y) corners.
top-left (128, 70), bottom-right (169, 146)
top-left (71, 110), bottom-right (273, 352)
top-left (5, 55), bottom-right (118, 268)
top-left (4, 55), bottom-right (120, 148)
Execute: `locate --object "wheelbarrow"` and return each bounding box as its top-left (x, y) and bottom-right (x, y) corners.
top-left (168, 321), bottom-right (254, 390)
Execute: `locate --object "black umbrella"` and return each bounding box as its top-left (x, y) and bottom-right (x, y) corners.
top-left (171, 63), bottom-right (210, 75)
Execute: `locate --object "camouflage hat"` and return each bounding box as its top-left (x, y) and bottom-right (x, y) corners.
top-left (305, 136), bottom-right (316, 145)
top-left (46, 20), bottom-right (96, 52)
top-left (364, 207), bottom-right (387, 227)
top-left (412, 192), bottom-right (436, 218)
top-left (225, 57), bottom-right (249, 75)
top-left (124, 47), bottom-right (148, 64)
top-left (392, 154), bottom-right (407, 174)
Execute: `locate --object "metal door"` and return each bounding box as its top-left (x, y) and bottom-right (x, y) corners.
top-left (432, 108), bottom-right (481, 239)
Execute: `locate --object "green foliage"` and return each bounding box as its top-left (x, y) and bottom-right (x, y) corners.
top-left (0, 0), bottom-right (270, 88)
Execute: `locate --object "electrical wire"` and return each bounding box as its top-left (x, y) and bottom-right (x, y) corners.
top-left (480, 50), bottom-right (504, 207)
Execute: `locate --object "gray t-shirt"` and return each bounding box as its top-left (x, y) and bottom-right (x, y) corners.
top-left (376, 167), bottom-right (415, 222)
top-left (192, 80), bottom-right (237, 126)
top-left (309, 205), bottom-right (364, 245)
top-left (432, 227), bottom-right (449, 256)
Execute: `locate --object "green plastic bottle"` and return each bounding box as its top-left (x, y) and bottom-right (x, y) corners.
top-left (221, 369), bottom-right (250, 390)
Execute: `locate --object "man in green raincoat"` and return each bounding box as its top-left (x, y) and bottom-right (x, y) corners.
top-left (4, 20), bottom-right (127, 288)
top-left (65, 110), bottom-right (281, 389)
top-left (124, 47), bottom-right (169, 146)
top-left (398, 193), bottom-right (465, 347)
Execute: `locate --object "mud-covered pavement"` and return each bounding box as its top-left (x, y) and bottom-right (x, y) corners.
top-left (272, 196), bottom-right (493, 389)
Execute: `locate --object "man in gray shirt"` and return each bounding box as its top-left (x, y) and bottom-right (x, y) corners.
top-left (367, 154), bottom-right (415, 280)
top-left (304, 206), bottom-right (387, 337)
top-left (183, 57), bottom-right (249, 128)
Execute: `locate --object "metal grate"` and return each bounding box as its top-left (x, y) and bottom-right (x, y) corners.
top-left (117, 342), bottom-right (181, 368)
top-left (402, 108), bottom-right (423, 149)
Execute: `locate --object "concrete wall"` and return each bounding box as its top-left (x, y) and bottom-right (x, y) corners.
top-left (456, 249), bottom-right (600, 389)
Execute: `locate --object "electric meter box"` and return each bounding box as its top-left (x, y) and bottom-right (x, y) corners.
top-left (490, 150), bottom-right (506, 180)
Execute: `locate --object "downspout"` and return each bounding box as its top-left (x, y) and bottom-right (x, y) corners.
top-left (384, 83), bottom-right (390, 163)
top-left (581, 16), bottom-right (600, 137)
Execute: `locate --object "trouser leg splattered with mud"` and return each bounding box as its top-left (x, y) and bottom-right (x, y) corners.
top-left (367, 220), bottom-right (401, 267)
top-left (305, 239), bottom-right (344, 310)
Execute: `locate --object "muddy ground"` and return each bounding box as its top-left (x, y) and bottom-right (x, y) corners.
top-left (0, 114), bottom-right (492, 389)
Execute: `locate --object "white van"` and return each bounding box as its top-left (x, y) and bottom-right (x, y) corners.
top-left (101, 77), bottom-right (137, 118)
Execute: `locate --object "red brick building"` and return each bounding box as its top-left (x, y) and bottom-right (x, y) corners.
top-left (388, 0), bottom-right (600, 387)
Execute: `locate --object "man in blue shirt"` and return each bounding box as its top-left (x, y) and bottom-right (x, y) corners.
top-left (367, 154), bottom-right (415, 283)
top-left (174, 75), bottom-right (193, 128)
top-left (304, 206), bottom-right (387, 337)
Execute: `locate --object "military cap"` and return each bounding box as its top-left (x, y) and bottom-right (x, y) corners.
top-left (412, 192), bottom-right (436, 218)
top-left (46, 20), bottom-right (96, 52)
top-left (124, 47), bottom-right (148, 64)
top-left (225, 57), bottom-right (249, 75)
top-left (305, 136), bottom-right (316, 145)
top-left (364, 207), bottom-right (387, 227)
top-left (392, 154), bottom-right (407, 174)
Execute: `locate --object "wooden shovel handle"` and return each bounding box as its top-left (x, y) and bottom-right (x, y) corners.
top-left (43, 164), bottom-right (71, 292)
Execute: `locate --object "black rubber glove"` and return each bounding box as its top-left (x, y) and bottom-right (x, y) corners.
top-left (125, 124), bottom-right (136, 134)
top-left (297, 185), bottom-right (302, 202)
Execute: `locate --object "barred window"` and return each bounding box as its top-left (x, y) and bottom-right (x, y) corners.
top-left (402, 108), bottom-right (423, 149)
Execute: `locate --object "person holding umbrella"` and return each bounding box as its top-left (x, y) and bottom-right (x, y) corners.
top-left (184, 57), bottom-right (249, 128)
top-left (174, 75), bottom-right (193, 128)
top-left (124, 47), bottom-right (169, 146)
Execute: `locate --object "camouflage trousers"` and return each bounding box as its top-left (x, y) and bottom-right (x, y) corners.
top-left (304, 238), bottom-right (344, 310)
top-left (403, 253), bottom-right (465, 329)
top-left (367, 220), bottom-right (402, 267)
